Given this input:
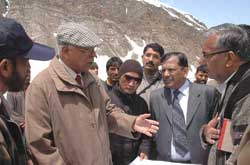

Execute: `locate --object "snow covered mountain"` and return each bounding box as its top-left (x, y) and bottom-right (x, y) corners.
top-left (2, 0), bottom-right (206, 80)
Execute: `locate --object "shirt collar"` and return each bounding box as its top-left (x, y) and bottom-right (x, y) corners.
top-left (217, 71), bottom-right (236, 94)
top-left (171, 79), bottom-right (190, 96)
top-left (58, 58), bottom-right (81, 79)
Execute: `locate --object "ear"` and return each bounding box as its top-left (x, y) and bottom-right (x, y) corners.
top-left (60, 45), bottom-right (70, 60)
top-left (225, 51), bottom-right (237, 68)
top-left (183, 67), bottom-right (189, 78)
top-left (0, 59), bottom-right (14, 78)
top-left (61, 45), bottom-right (69, 54)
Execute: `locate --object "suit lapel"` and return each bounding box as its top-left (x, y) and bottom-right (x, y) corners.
top-left (186, 83), bottom-right (201, 127)
top-left (161, 88), bottom-right (173, 125)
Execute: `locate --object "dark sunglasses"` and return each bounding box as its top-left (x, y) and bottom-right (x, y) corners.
top-left (123, 74), bottom-right (142, 84)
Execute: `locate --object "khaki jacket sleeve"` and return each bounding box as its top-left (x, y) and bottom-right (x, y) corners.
top-left (98, 80), bottom-right (138, 139)
top-left (106, 99), bottom-right (138, 138)
top-left (25, 83), bottom-right (65, 165)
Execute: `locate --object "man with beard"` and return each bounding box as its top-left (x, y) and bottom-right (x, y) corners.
top-left (102, 57), bottom-right (123, 93)
top-left (0, 18), bottom-right (54, 164)
top-left (137, 43), bottom-right (165, 106)
top-left (7, 62), bottom-right (31, 129)
top-left (150, 52), bottom-right (219, 164)
top-left (194, 64), bottom-right (209, 84)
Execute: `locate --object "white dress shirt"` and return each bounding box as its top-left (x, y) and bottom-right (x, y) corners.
top-left (170, 79), bottom-right (191, 162)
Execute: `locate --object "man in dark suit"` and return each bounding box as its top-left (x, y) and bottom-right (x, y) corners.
top-left (150, 52), bottom-right (219, 164)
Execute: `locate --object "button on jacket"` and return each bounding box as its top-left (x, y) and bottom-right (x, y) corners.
top-left (25, 57), bottom-right (137, 165)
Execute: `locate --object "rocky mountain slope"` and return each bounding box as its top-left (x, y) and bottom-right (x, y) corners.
top-left (2, 0), bottom-right (206, 67)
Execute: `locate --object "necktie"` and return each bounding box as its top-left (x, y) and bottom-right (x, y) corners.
top-left (172, 89), bottom-right (189, 157)
top-left (75, 74), bottom-right (82, 86)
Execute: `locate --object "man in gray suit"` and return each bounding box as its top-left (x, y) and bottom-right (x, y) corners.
top-left (150, 52), bottom-right (219, 164)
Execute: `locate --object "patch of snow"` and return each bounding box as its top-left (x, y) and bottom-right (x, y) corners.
top-left (182, 20), bottom-right (194, 27)
top-left (187, 64), bottom-right (196, 82)
top-left (136, 0), bottom-right (206, 30)
top-left (167, 10), bottom-right (179, 19)
top-left (196, 56), bottom-right (201, 61)
top-left (2, 0), bottom-right (9, 17)
top-left (184, 14), bottom-right (206, 29)
top-left (95, 54), bottom-right (110, 81)
top-left (30, 60), bottom-right (51, 81)
top-left (124, 35), bottom-right (145, 63)
top-left (88, 35), bottom-right (146, 81)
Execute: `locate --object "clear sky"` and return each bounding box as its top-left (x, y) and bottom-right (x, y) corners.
top-left (160, 0), bottom-right (250, 28)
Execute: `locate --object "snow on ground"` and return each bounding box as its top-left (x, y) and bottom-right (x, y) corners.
top-left (30, 36), bottom-right (196, 83)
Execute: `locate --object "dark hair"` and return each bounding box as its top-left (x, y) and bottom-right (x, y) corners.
top-left (106, 57), bottom-right (123, 71)
top-left (89, 61), bottom-right (98, 69)
top-left (205, 23), bottom-right (250, 60)
top-left (161, 52), bottom-right (188, 67)
top-left (196, 64), bottom-right (208, 74)
top-left (143, 43), bottom-right (164, 57)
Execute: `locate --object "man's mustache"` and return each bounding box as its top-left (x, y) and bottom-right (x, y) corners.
top-left (199, 80), bottom-right (207, 84)
top-left (146, 61), bottom-right (155, 66)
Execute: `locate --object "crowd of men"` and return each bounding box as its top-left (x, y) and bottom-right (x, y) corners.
top-left (0, 17), bottom-right (250, 165)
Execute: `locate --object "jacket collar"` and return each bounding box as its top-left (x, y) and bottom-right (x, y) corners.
top-left (113, 85), bottom-right (136, 101)
top-left (229, 61), bottom-right (250, 83)
top-left (48, 56), bottom-right (96, 95)
top-left (160, 82), bottom-right (201, 127)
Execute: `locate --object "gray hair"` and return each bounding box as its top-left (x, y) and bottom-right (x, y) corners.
top-left (205, 23), bottom-right (250, 60)
top-left (56, 43), bottom-right (66, 58)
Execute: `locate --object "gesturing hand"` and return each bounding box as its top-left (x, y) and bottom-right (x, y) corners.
top-left (139, 152), bottom-right (148, 160)
top-left (203, 113), bottom-right (220, 144)
top-left (133, 114), bottom-right (159, 137)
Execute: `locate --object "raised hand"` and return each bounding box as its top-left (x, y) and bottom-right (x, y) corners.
top-left (139, 152), bottom-right (148, 160)
top-left (203, 113), bottom-right (220, 144)
top-left (133, 114), bottom-right (159, 137)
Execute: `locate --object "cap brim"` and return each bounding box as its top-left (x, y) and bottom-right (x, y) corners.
top-left (24, 43), bottom-right (55, 61)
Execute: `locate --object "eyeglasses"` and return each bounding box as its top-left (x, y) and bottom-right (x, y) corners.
top-left (202, 49), bottom-right (230, 59)
top-left (123, 75), bottom-right (142, 84)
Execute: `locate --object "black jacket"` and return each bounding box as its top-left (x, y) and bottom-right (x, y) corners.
top-left (0, 96), bottom-right (28, 165)
top-left (108, 85), bottom-right (151, 165)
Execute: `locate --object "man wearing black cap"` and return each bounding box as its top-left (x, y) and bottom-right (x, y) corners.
top-left (108, 59), bottom-right (150, 165)
top-left (0, 18), bottom-right (54, 164)
top-left (25, 22), bottom-right (159, 165)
